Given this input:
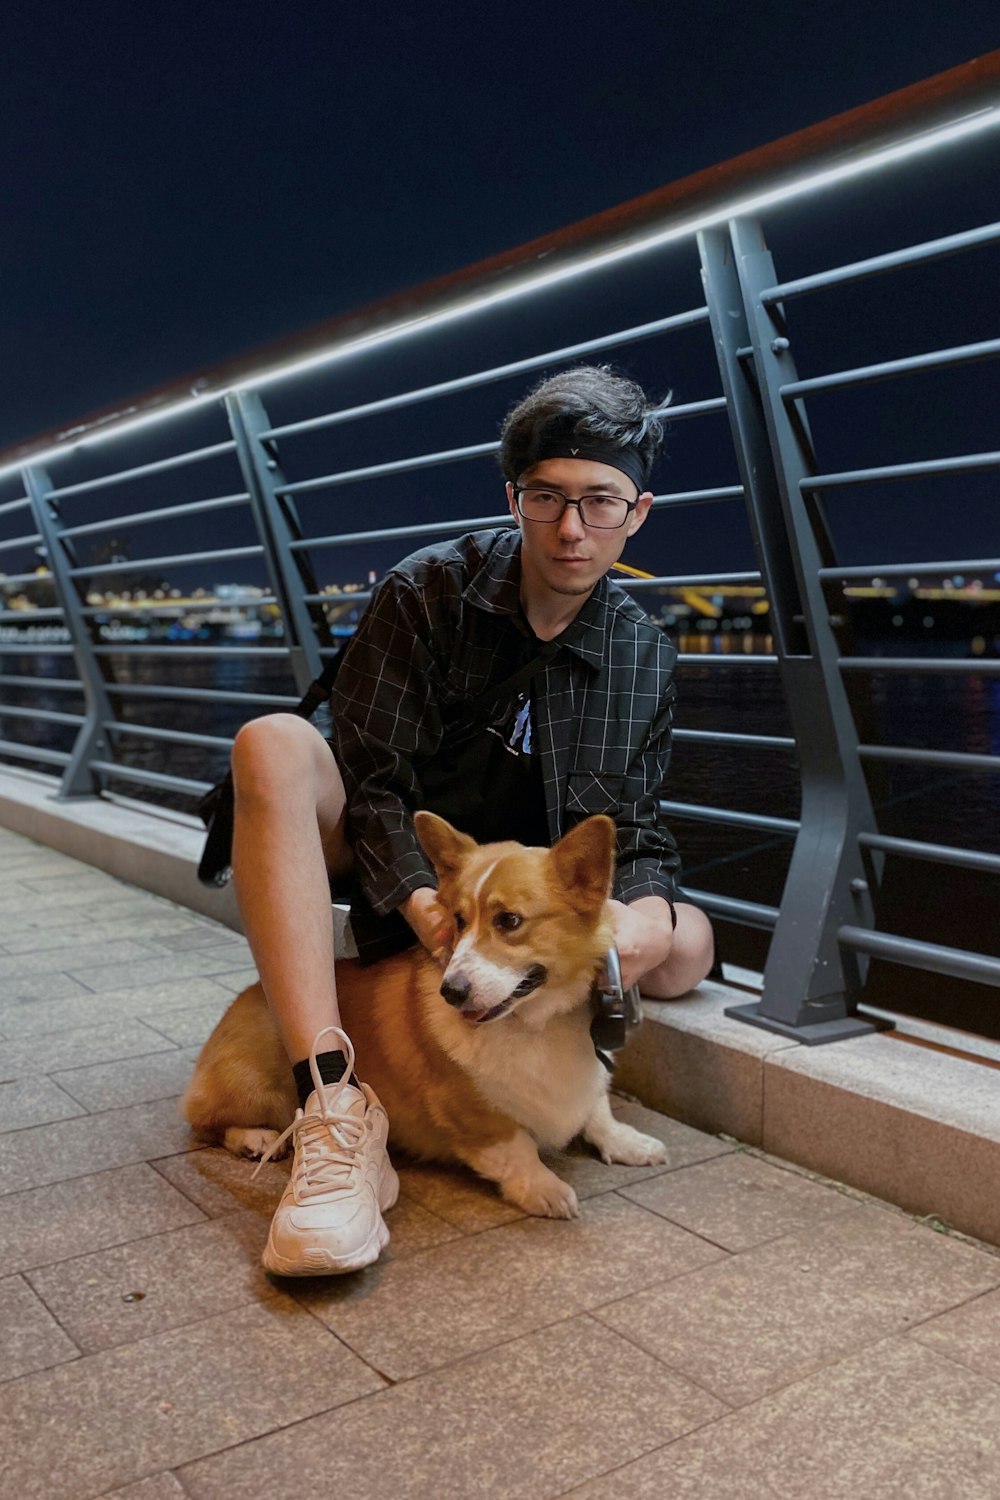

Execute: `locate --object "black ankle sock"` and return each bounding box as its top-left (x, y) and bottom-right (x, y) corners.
top-left (292, 1050), bottom-right (358, 1109)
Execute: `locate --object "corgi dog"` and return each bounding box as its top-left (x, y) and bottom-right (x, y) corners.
top-left (181, 811), bottom-right (667, 1219)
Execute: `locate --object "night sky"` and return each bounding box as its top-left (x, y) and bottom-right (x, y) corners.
top-left (2, 3), bottom-right (997, 580)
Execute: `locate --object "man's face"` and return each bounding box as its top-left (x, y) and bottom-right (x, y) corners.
top-left (506, 458), bottom-right (652, 602)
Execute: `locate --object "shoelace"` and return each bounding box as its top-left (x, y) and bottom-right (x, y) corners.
top-left (253, 1024), bottom-right (366, 1198)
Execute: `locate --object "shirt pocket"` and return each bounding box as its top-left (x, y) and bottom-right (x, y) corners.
top-left (565, 769), bottom-right (625, 819)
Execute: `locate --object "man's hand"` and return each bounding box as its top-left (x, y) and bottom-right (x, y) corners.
top-left (609, 897), bottom-right (675, 992)
top-left (400, 886), bottom-right (452, 966)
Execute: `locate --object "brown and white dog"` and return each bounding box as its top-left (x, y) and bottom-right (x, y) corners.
top-left (181, 811), bottom-right (667, 1218)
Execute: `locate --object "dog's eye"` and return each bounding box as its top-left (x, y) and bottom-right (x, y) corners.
top-left (493, 911), bottom-right (523, 933)
top-left (454, 912), bottom-right (467, 932)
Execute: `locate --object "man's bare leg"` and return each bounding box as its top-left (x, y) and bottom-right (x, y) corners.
top-left (230, 713), bottom-right (351, 1064)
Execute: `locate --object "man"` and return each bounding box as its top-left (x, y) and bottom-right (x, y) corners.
top-left (231, 365), bottom-right (714, 1275)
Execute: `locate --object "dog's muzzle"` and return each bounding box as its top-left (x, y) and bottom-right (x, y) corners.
top-left (441, 962), bottom-right (549, 1024)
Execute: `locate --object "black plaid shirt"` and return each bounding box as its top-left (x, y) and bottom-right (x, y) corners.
top-left (330, 527), bottom-right (681, 950)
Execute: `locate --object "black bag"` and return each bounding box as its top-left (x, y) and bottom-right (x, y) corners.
top-left (196, 653), bottom-right (345, 887)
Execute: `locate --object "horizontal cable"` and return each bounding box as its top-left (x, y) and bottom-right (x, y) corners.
top-left (66, 544), bottom-right (264, 577)
top-left (261, 307), bottom-right (711, 439)
top-left (0, 703), bottom-right (84, 725)
top-left (0, 569), bottom-right (53, 587)
top-left (678, 887), bottom-right (780, 929)
top-left (673, 728), bottom-right (796, 750)
top-left (677, 652), bottom-right (778, 667)
top-left (89, 760), bottom-right (214, 795)
top-left (838, 924), bottom-right (1000, 988)
top-left (651, 484), bottom-right (744, 508)
top-left (60, 492), bottom-right (250, 539)
top-left (804, 450), bottom-right (1000, 491)
top-left (0, 674), bottom-right (82, 692)
top-left (660, 798), bottom-right (799, 834)
top-left (859, 831), bottom-right (1000, 875)
top-left (304, 591), bottom-right (373, 606)
top-left (295, 513), bottom-right (505, 552)
top-left (821, 556), bottom-right (1000, 581)
top-left (0, 533), bottom-right (41, 553)
top-left (840, 656), bottom-right (1000, 675)
top-left (106, 682), bottom-right (296, 707)
top-left (92, 644), bottom-right (287, 658)
top-left (46, 440), bottom-right (238, 499)
top-left (0, 739), bottom-right (71, 766)
top-left (858, 743), bottom-right (1000, 772)
top-left (782, 337), bottom-right (1000, 400)
top-left (277, 398), bottom-right (723, 500)
top-left (0, 496), bottom-right (30, 518)
top-left (761, 220), bottom-right (1000, 304)
top-left (79, 596), bottom-right (278, 616)
top-left (104, 722), bottom-right (234, 750)
top-left (0, 608), bottom-right (64, 621)
top-left (624, 570), bottom-right (762, 590)
top-left (0, 644), bottom-right (74, 656)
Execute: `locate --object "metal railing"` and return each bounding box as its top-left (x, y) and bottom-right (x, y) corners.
top-left (1, 51), bottom-right (998, 1044)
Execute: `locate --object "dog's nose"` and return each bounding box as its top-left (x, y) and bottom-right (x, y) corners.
top-left (441, 973), bottom-right (472, 1008)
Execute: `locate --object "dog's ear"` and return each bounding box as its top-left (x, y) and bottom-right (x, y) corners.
top-left (549, 815), bottom-right (616, 915)
top-left (413, 810), bottom-right (478, 879)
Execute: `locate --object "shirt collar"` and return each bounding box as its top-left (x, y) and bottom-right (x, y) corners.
top-left (464, 528), bottom-right (609, 669)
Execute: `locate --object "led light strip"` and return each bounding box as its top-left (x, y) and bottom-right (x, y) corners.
top-left (4, 104), bottom-right (998, 487)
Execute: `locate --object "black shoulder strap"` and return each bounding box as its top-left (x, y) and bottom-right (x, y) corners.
top-left (454, 641), bottom-right (559, 733)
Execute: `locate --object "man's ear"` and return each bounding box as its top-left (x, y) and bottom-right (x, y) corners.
top-left (413, 811), bottom-right (478, 880)
top-left (549, 815), bottom-right (616, 915)
top-left (626, 491), bottom-right (653, 537)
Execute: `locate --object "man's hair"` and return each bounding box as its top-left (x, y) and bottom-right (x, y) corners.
top-left (497, 365), bottom-right (666, 488)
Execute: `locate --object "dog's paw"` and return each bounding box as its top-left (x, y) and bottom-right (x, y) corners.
top-left (595, 1123), bottom-right (669, 1167)
top-left (505, 1168), bottom-right (579, 1220)
top-left (223, 1126), bottom-right (288, 1161)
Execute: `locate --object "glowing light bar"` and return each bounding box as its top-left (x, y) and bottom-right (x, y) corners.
top-left (3, 102), bottom-right (998, 487)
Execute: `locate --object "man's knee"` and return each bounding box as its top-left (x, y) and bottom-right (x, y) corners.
top-left (232, 714), bottom-right (336, 803)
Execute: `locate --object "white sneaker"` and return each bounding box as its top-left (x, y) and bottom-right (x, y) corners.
top-left (257, 1025), bottom-right (399, 1276)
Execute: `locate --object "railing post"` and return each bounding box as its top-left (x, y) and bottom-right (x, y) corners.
top-left (698, 218), bottom-right (884, 1043)
top-left (21, 464), bottom-right (117, 798)
top-left (225, 391), bottom-right (327, 694)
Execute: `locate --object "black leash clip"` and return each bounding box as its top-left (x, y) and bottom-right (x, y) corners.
top-left (590, 946), bottom-right (643, 1058)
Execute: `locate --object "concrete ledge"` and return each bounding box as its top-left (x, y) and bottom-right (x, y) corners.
top-left (617, 987), bottom-right (1000, 1248)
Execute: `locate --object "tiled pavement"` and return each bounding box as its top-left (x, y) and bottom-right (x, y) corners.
top-left (2, 825), bottom-right (1000, 1499)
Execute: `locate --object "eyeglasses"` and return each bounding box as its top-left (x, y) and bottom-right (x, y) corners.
top-left (514, 486), bottom-right (637, 530)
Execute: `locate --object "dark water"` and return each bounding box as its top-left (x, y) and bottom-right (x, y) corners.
top-left (3, 635), bottom-right (999, 1037)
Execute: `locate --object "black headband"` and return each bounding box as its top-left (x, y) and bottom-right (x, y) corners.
top-left (529, 436), bottom-right (649, 493)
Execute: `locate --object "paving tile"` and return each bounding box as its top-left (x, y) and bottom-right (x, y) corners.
top-left (52, 1047), bottom-right (201, 1112)
top-left (618, 1150), bottom-right (859, 1250)
top-left (0, 914), bottom-right (204, 955)
top-left (101, 1478), bottom-right (189, 1500)
top-left (291, 1190), bottom-right (726, 1380)
top-left (395, 1158), bottom-right (526, 1230)
top-left (909, 1283), bottom-right (1000, 1383)
top-left (594, 1203), bottom-right (1000, 1407)
top-left (0, 970), bottom-right (94, 1009)
top-left (142, 1000), bottom-right (233, 1048)
top-left (0, 1017), bottom-right (175, 1082)
top-left (0, 939), bottom-right (162, 982)
top-left (0, 1162), bottom-right (206, 1276)
top-left (0, 1096), bottom-right (198, 1197)
top-left (26, 1212), bottom-right (279, 1351)
top-left (0, 978), bottom-right (234, 1038)
top-left (0, 1274), bottom-right (80, 1379)
top-left (199, 966), bottom-right (259, 995)
top-left (144, 926), bottom-right (251, 955)
top-left (564, 1336), bottom-right (1000, 1499)
top-left (151, 1145), bottom-right (296, 1218)
top-left (0, 1300), bottom-right (384, 1500)
top-left (0, 1073), bottom-right (86, 1131)
top-left (69, 950), bottom-right (264, 994)
top-left (180, 1314), bottom-right (724, 1500)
